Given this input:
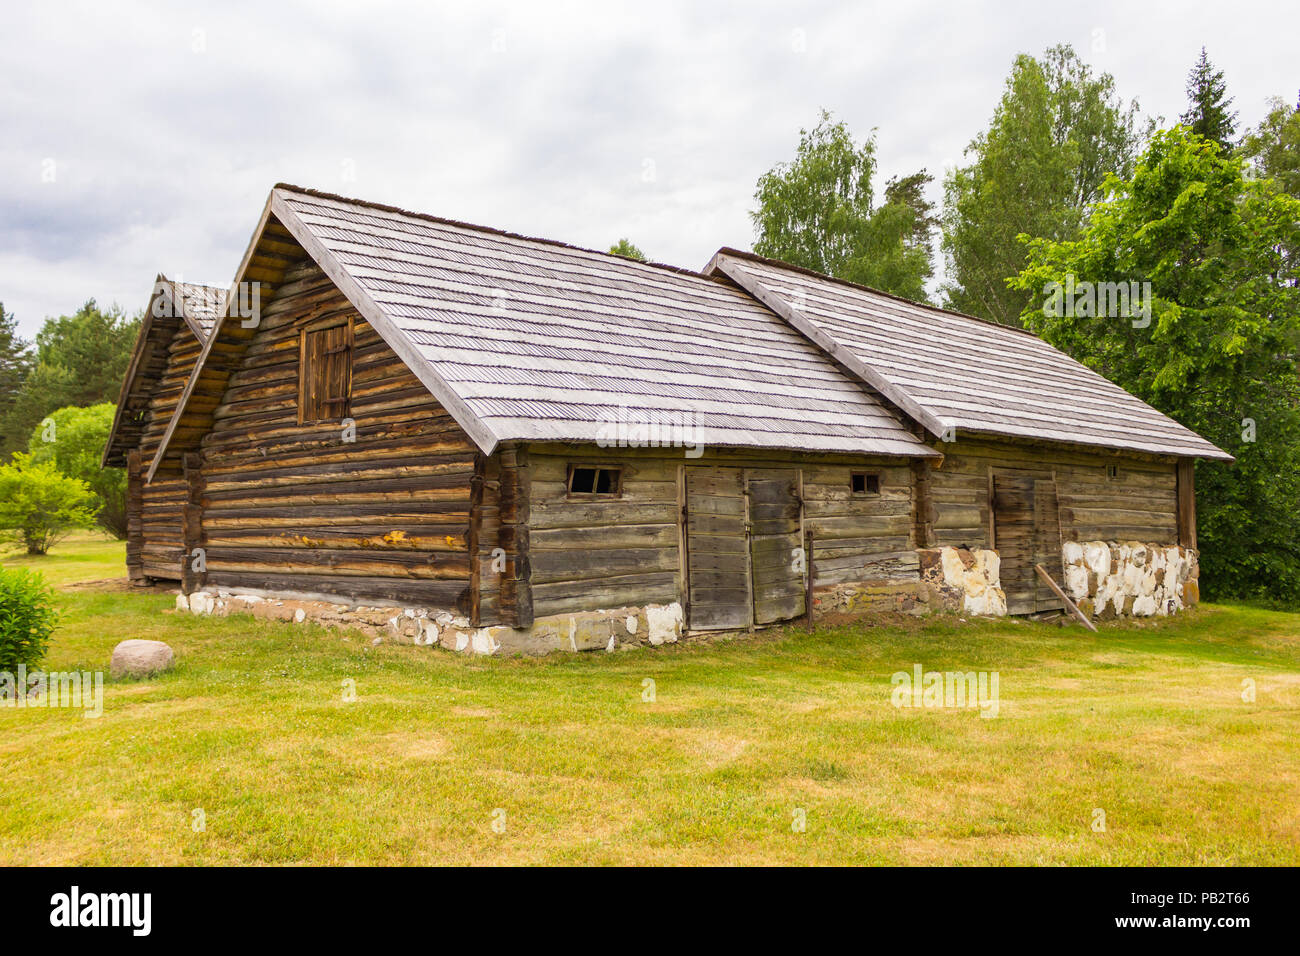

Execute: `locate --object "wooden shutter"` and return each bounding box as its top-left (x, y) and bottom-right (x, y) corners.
top-left (299, 319), bottom-right (353, 422)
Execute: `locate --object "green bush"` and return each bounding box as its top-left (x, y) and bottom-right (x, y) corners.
top-left (0, 453), bottom-right (100, 555)
top-left (0, 568), bottom-right (59, 673)
top-left (28, 403), bottom-right (127, 539)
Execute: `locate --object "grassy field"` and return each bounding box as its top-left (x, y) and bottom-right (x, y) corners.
top-left (2, 536), bottom-right (1298, 865)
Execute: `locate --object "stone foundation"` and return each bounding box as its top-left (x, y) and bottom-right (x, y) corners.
top-left (1061, 541), bottom-right (1198, 619)
top-left (917, 547), bottom-right (1007, 616)
top-left (176, 540), bottom-right (1194, 654)
top-left (177, 589), bottom-right (685, 656)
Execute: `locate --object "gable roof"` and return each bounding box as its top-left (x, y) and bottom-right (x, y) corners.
top-left (149, 184), bottom-right (937, 477)
top-left (103, 276), bottom-right (224, 468)
top-left (705, 249), bottom-right (1233, 462)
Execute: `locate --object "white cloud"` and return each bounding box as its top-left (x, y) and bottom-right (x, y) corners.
top-left (1, 0), bottom-right (1296, 336)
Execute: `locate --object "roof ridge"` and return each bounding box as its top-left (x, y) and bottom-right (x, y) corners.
top-left (712, 246), bottom-right (1044, 339)
top-left (273, 182), bottom-right (732, 287)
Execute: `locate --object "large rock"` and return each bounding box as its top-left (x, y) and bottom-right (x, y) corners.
top-left (110, 639), bottom-right (175, 679)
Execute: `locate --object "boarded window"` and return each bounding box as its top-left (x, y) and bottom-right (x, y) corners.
top-left (568, 465), bottom-right (621, 496)
top-left (299, 320), bottom-right (353, 422)
top-left (851, 472), bottom-right (880, 496)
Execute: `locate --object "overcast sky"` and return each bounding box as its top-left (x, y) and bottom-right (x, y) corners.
top-left (2, 0), bottom-right (1296, 339)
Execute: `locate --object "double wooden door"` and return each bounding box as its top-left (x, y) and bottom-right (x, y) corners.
top-left (683, 467), bottom-right (805, 630)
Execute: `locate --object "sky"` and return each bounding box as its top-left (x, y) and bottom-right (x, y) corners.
top-left (2, 0), bottom-right (1297, 339)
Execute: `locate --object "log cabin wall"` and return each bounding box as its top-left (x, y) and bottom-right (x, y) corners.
top-left (928, 436), bottom-right (1179, 549)
top-left (192, 258), bottom-right (479, 609)
top-left (135, 321), bottom-right (206, 580)
top-left (523, 443), bottom-right (916, 623)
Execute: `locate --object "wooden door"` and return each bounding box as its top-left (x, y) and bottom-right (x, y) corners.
top-left (684, 468), bottom-right (752, 630)
top-left (992, 473), bottom-right (1063, 615)
top-left (746, 469), bottom-right (806, 625)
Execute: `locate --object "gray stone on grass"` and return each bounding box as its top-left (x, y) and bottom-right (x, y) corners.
top-left (110, 639), bottom-right (175, 679)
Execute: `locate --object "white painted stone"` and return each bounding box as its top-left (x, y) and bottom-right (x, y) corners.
top-left (1062, 540), bottom-right (1084, 566)
top-left (470, 628), bottom-right (500, 655)
top-left (454, 631), bottom-right (469, 652)
top-left (625, 615), bottom-right (637, 634)
top-left (293, 608), bottom-right (306, 623)
top-left (645, 603), bottom-right (682, 645)
top-left (1083, 542), bottom-right (1111, 577)
top-left (175, 593), bottom-right (189, 612)
top-left (1064, 564), bottom-right (1090, 600)
top-left (606, 635), bottom-right (616, 652)
top-left (188, 592), bottom-right (215, 615)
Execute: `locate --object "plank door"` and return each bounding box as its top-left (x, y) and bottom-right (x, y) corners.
top-left (746, 469), bottom-right (806, 625)
top-left (684, 468), bottom-right (752, 630)
top-left (992, 473), bottom-right (1063, 615)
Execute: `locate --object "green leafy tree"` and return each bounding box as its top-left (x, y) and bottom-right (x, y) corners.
top-left (1242, 93), bottom-right (1300, 199)
top-left (1180, 48), bottom-right (1237, 152)
top-left (0, 454), bottom-right (100, 555)
top-left (1011, 127), bottom-right (1300, 603)
top-left (27, 403), bottom-right (126, 539)
top-left (751, 110), bottom-right (936, 302)
top-left (0, 303), bottom-right (32, 455)
top-left (0, 300), bottom-right (139, 457)
top-left (942, 44), bottom-right (1145, 325)
top-left (608, 239), bottom-right (647, 261)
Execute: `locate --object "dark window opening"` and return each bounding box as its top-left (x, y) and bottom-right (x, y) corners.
top-left (1106, 464), bottom-right (1120, 480)
top-left (568, 465), bottom-right (621, 496)
top-left (851, 472), bottom-right (880, 496)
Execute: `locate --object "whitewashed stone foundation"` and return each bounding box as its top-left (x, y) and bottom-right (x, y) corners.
top-left (1061, 541), bottom-right (1199, 618)
top-left (177, 589), bottom-right (684, 656)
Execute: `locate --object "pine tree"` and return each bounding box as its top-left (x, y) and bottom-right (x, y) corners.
top-left (1180, 47), bottom-right (1237, 151)
top-left (0, 304), bottom-right (33, 456)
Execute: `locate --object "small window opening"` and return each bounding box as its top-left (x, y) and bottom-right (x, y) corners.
top-left (568, 465), bottom-right (621, 496)
top-left (851, 472), bottom-right (880, 496)
top-left (1106, 464), bottom-right (1120, 480)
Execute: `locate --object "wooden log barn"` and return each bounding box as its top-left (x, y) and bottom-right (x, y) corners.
top-left (109, 185), bottom-right (1231, 654)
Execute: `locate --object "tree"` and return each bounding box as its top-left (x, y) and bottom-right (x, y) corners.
top-left (1180, 48), bottom-right (1237, 152)
top-left (1242, 93), bottom-right (1300, 199)
top-left (27, 403), bottom-right (126, 539)
top-left (941, 44), bottom-right (1145, 325)
top-left (0, 300), bottom-right (139, 457)
top-left (0, 454), bottom-right (100, 555)
top-left (1010, 127), bottom-right (1300, 603)
top-left (608, 238), bottom-right (647, 261)
top-left (0, 303), bottom-right (32, 455)
top-left (751, 110), bottom-right (936, 302)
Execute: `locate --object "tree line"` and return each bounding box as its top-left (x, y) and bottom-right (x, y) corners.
top-left (748, 45), bottom-right (1300, 604)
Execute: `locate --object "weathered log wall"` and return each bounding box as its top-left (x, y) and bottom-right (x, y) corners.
top-left (191, 258), bottom-right (478, 609)
top-left (135, 318), bottom-right (206, 580)
top-left (523, 444), bottom-right (917, 622)
top-left (928, 437), bottom-right (1179, 549)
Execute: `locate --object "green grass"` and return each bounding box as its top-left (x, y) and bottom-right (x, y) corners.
top-left (0, 530), bottom-right (128, 587)
top-left (1, 539), bottom-right (1298, 864)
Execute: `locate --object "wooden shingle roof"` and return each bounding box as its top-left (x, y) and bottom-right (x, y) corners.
top-left (252, 185), bottom-right (936, 458)
top-left (706, 249), bottom-right (1232, 462)
top-left (103, 276), bottom-right (224, 468)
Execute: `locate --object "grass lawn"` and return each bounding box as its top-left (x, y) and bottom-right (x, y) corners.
top-left (2, 537), bottom-right (1298, 865)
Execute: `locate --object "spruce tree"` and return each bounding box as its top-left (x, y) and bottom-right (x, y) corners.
top-left (1180, 47), bottom-right (1237, 151)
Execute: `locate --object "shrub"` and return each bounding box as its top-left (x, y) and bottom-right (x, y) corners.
top-left (0, 568), bottom-right (59, 673)
top-left (28, 403), bottom-right (127, 538)
top-left (0, 454), bottom-right (100, 555)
